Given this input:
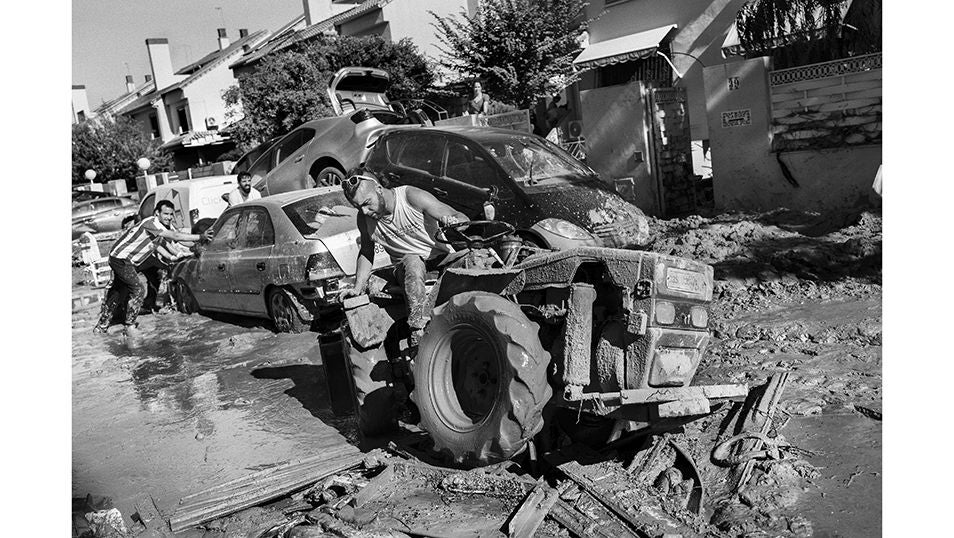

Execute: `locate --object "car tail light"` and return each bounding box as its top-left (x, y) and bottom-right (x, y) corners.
top-left (190, 209), bottom-right (199, 223)
top-left (306, 250), bottom-right (344, 281)
top-left (690, 306), bottom-right (708, 328)
top-left (655, 301), bottom-right (676, 325)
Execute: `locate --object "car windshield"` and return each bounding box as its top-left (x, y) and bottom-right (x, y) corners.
top-left (282, 190), bottom-right (352, 236)
top-left (480, 135), bottom-right (591, 184)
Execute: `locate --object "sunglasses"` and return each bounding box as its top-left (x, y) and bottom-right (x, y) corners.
top-left (343, 174), bottom-right (378, 189)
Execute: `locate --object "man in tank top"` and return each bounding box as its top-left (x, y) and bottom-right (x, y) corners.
top-left (340, 168), bottom-right (469, 343)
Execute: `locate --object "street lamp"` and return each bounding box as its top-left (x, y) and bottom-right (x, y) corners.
top-left (137, 158), bottom-right (151, 172)
top-left (84, 169), bottom-right (96, 186)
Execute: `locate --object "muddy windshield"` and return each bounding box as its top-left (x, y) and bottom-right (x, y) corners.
top-left (481, 136), bottom-right (591, 184)
top-left (282, 191), bottom-right (351, 236)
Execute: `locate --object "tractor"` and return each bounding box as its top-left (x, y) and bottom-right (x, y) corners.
top-left (336, 220), bottom-right (748, 467)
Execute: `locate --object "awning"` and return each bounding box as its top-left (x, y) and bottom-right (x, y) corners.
top-left (159, 130), bottom-right (231, 151)
top-left (573, 25), bottom-right (677, 72)
top-left (722, 0), bottom-right (854, 57)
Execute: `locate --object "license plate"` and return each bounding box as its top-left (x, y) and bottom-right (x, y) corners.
top-left (666, 268), bottom-right (706, 294)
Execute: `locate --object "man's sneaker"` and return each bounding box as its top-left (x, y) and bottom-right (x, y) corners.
top-left (92, 324), bottom-right (108, 335)
top-left (124, 324), bottom-right (141, 338)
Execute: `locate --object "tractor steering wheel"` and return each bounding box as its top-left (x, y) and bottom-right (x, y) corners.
top-left (435, 220), bottom-right (515, 249)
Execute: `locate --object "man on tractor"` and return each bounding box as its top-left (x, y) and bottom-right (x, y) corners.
top-left (339, 168), bottom-right (469, 345)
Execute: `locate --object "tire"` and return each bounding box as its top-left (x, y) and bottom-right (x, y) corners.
top-left (411, 291), bottom-right (552, 467)
top-left (341, 325), bottom-right (400, 437)
top-left (268, 288), bottom-right (307, 333)
top-left (312, 166), bottom-right (345, 187)
top-left (172, 280), bottom-right (200, 314)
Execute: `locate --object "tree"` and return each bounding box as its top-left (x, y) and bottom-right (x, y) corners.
top-left (736, 0), bottom-right (880, 68)
top-left (71, 116), bottom-right (172, 185)
top-left (431, 0), bottom-right (590, 110)
top-left (224, 35), bottom-right (435, 150)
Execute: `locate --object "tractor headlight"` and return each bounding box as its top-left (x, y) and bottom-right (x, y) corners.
top-left (690, 306), bottom-right (708, 328)
top-left (655, 301), bottom-right (676, 325)
top-left (537, 218), bottom-right (596, 240)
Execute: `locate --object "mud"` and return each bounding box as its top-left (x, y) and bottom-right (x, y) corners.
top-left (71, 208), bottom-right (881, 536)
top-left (71, 286), bottom-right (358, 528)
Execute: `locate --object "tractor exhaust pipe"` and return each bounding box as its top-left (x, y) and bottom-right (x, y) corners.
top-left (562, 283), bottom-right (597, 394)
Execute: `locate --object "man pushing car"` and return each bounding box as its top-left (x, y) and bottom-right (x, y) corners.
top-left (339, 168), bottom-right (468, 344)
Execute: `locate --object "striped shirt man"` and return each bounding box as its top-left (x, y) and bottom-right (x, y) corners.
top-left (109, 215), bottom-right (169, 266)
top-left (95, 200), bottom-right (211, 336)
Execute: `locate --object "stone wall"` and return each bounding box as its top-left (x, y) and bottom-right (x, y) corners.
top-left (769, 54), bottom-right (882, 152)
top-left (649, 87), bottom-right (712, 216)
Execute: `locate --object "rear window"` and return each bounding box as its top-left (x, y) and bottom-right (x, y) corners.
top-left (282, 190), bottom-right (351, 236)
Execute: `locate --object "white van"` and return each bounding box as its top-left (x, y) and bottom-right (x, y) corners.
top-left (137, 175), bottom-right (237, 232)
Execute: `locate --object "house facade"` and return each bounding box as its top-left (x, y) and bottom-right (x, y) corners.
top-left (230, 0), bottom-right (477, 81)
top-left (118, 29), bottom-right (267, 170)
top-left (703, 0), bottom-right (882, 212)
top-left (556, 0), bottom-right (747, 216)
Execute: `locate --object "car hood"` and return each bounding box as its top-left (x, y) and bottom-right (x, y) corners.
top-left (521, 178), bottom-right (652, 249)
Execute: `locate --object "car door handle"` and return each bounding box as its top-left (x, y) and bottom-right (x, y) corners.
top-left (433, 188), bottom-right (448, 197)
top-left (218, 264), bottom-right (226, 271)
top-left (294, 155), bottom-right (304, 163)
top-left (256, 262), bottom-right (266, 271)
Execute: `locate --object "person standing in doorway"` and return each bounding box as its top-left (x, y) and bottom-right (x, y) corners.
top-left (93, 200), bottom-right (212, 336)
top-left (224, 171), bottom-right (261, 207)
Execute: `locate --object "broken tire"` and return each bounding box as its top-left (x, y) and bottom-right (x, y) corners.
top-left (411, 291), bottom-right (552, 467)
top-left (268, 288), bottom-right (307, 333)
top-left (342, 324), bottom-right (399, 437)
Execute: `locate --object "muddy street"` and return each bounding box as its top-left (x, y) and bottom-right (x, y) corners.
top-left (72, 302), bottom-right (358, 525)
top-left (71, 209), bottom-right (882, 537)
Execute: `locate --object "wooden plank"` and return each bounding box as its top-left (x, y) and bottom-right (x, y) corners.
top-left (506, 481), bottom-right (565, 538)
top-left (133, 493), bottom-right (171, 535)
top-left (179, 443), bottom-right (357, 502)
top-left (170, 452), bottom-right (364, 532)
top-left (548, 493), bottom-right (638, 538)
top-left (843, 87), bottom-right (882, 101)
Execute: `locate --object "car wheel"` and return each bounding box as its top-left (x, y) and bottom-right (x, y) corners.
top-left (172, 280), bottom-right (200, 314)
top-left (268, 288), bottom-right (307, 333)
top-left (410, 291), bottom-right (552, 468)
top-left (312, 166), bottom-right (345, 187)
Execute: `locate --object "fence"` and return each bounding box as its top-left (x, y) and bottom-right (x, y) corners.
top-left (769, 53), bottom-right (881, 152)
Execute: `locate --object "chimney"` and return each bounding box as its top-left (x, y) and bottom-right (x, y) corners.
top-left (239, 28), bottom-right (249, 38)
top-left (125, 75), bottom-right (136, 93)
top-left (146, 38), bottom-right (175, 91)
top-left (145, 74), bottom-right (153, 83)
top-left (72, 85), bottom-right (91, 123)
top-left (217, 28), bottom-right (230, 50)
top-left (303, 0), bottom-right (333, 26)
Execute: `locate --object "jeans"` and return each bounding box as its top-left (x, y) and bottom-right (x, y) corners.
top-left (95, 257), bottom-right (146, 330)
top-left (397, 252), bottom-right (465, 331)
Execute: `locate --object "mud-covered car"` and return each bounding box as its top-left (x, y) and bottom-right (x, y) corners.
top-left (168, 187), bottom-right (389, 332)
top-left (71, 196), bottom-right (139, 239)
top-left (364, 126), bottom-right (652, 249)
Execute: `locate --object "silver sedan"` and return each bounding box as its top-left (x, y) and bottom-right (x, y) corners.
top-left (169, 187), bottom-right (389, 332)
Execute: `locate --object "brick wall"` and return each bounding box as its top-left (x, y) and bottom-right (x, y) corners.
top-left (769, 53), bottom-right (882, 152)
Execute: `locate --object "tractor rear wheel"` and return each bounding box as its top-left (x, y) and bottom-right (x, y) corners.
top-left (342, 325), bottom-right (400, 438)
top-left (411, 291), bottom-right (552, 467)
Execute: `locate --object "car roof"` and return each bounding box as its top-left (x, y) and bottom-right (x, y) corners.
top-left (386, 125), bottom-right (540, 142)
top-left (239, 187), bottom-right (346, 209)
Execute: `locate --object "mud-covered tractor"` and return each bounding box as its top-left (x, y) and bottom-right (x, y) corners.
top-left (338, 221), bottom-right (747, 467)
